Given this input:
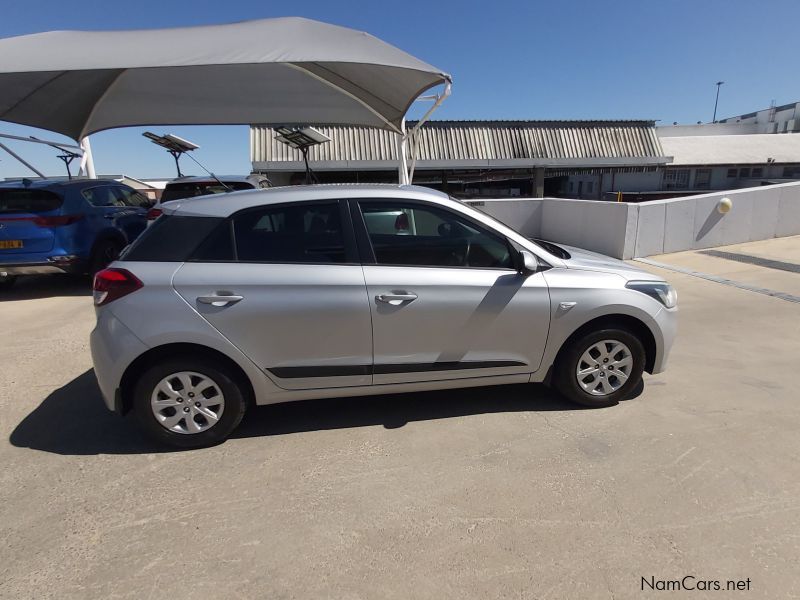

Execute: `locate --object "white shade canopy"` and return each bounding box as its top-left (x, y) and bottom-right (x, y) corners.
top-left (0, 17), bottom-right (451, 141)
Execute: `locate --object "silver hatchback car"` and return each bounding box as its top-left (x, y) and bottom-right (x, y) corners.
top-left (91, 184), bottom-right (677, 448)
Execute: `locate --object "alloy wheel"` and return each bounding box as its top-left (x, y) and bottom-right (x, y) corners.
top-left (576, 340), bottom-right (633, 396)
top-left (150, 371), bottom-right (225, 434)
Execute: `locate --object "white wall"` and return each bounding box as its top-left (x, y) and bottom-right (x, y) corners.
top-left (633, 181), bottom-right (800, 256)
top-left (471, 198), bottom-right (637, 259)
top-left (472, 181), bottom-right (800, 259)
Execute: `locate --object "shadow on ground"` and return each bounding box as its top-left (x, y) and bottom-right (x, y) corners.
top-left (0, 275), bottom-right (90, 302)
top-left (10, 369), bottom-right (643, 455)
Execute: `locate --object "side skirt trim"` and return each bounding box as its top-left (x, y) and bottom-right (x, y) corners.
top-left (268, 360), bottom-right (527, 379)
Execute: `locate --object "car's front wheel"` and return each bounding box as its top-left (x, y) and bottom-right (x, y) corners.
top-left (132, 358), bottom-right (247, 448)
top-left (553, 328), bottom-right (645, 408)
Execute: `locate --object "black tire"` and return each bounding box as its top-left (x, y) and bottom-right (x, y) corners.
top-left (553, 328), bottom-right (646, 408)
top-left (89, 239), bottom-right (123, 276)
top-left (0, 276), bottom-right (17, 291)
top-left (132, 357), bottom-right (247, 449)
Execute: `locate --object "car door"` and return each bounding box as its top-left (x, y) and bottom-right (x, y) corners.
top-left (354, 198), bottom-right (551, 385)
top-left (110, 186), bottom-right (149, 242)
top-left (172, 199), bottom-right (374, 391)
top-left (81, 185), bottom-right (144, 243)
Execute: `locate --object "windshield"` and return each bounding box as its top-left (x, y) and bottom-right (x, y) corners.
top-left (0, 189), bottom-right (62, 214)
top-left (161, 181), bottom-right (253, 202)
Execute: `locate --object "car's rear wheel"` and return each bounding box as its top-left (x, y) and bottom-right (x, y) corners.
top-left (0, 275), bottom-right (17, 291)
top-left (553, 328), bottom-right (645, 408)
top-left (132, 358), bottom-right (247, 448)
top-left (89, 239), bottom-right (123, 276)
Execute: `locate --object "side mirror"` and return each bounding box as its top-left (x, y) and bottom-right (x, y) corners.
top-left (516, 250), bottom-right (539, 274)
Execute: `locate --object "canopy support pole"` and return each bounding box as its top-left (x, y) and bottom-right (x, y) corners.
top-left (400, 82), bottom-right (451, 185)
top-left (79, 136), bottom-right (96, 179)
top-left (398, 119), bottom-right (409, 185)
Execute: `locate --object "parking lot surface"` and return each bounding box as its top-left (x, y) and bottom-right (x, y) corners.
top-left (1, 238), bottom-right (798, 599)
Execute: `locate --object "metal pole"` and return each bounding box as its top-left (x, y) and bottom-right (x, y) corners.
top-left (397, 119), bottom-right (409, 185)
top-left (79, 136), bottom-right (96, 178)
top-left (712, 81), bottom-right (724, 123)
top-left (0, 142), bottom-right (46, 177)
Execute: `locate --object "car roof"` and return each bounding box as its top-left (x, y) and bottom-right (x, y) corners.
top-left (162, 184), bottom-right (451, 218)
top-left (0, 178), bottom-right (125, 190)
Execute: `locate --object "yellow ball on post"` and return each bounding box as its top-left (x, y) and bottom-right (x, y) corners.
top-left (717, 197), bottom-right (733, 214)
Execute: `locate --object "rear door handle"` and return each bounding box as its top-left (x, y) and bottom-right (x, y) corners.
top-left (376, 292), bottom-right (418, 306)
top-left (197, 293), bottom-right (244, 307)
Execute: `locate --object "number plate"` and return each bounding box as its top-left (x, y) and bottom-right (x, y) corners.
top-left (0, 240), bottom-right (23, 249)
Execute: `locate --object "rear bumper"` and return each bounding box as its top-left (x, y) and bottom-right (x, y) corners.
top-left (0, 258), bottom-right (85, 276)
top-left (90, 308), bottom-right (150, 413)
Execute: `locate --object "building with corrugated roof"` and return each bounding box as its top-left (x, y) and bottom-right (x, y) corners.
top-left (250, 106), bottom-right (800, 200)
top-left (251, 120), bottom-right (672, 199)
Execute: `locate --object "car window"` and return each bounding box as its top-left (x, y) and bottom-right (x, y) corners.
top-left (232, 202), bottom-right (347, 263)
top-left (82, 186), bottom-right (120, 207)
top-left (0, 189), bottom-right (62, 213)
top-left (359, 201), bottom-right (513, 269)
top-left (123, 215), bottom-right (223, 261)
top-left (113, 186), bottom-right (151, 207)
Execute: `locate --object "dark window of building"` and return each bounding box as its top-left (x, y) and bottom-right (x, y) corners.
top-left (727, 168), bottom-right (737, 178)
top-left (663, 169), bottom-right (690, 190)
top-left (783, 166), bottom-right (800, 178)
top-left (751, 167), bottom-right (764, 178)
top-left (695, 169), bottom-right (712, 189)
top-left (359, 201), bottom-right (513, 269)
top-left (233, 202), bottom-right (347, 263)
top-left (739, 167), bottom-right (751, 178)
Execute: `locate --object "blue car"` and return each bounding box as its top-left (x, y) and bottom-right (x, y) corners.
top-left (0, 179), bottom-right (150, 289)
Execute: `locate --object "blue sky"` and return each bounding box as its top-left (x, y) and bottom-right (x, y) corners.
top-left (1, 0), bottom-right (798, 179)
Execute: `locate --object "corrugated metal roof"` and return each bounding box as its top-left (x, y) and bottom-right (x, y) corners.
top-left (251, 120), bottom-right (666, 165)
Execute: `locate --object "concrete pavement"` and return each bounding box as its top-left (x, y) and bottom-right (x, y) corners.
top-left (0, 240), bottom-right (798, 599)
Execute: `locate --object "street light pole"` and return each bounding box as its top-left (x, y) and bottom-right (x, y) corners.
top-left (712, 81), bottom-right (725, 123)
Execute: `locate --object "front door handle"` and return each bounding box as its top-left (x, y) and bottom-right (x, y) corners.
top-left (197, 293), bottom-right (244, 307)
top-left (376, 292), bottom-right (418, 306)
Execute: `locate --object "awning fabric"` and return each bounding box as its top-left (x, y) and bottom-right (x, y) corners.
top-left (0, 17), bottom-right (451, 140)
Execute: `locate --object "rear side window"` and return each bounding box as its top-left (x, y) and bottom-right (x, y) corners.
top-left (161, 181), bottom-right (253, 202)
top-left (232, 202), bottom-right (347, 263)
top-left (122, 215), bottom-right (222, 262)
top-left (82, 186), bottom-right (120, 207)
top-left (0, 189), bottom-right (62, 213)
top-left (113, 186), bottom-right (151, 207)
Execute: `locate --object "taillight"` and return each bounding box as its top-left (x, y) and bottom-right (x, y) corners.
top-left (33, 214), bottom-right (84, 227)
top-left (93, 268), bottom-right (143, 306)
top-left (147, 207), bottom-right (163, 221)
